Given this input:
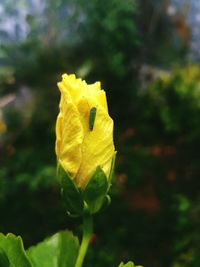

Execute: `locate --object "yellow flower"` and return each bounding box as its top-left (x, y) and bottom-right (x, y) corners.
top-left (0, 121), bottom-right (6, 134)
top-left (56, 73), bottom-right (115, 188)
top-left (0, 111), bottom-right (6, 135)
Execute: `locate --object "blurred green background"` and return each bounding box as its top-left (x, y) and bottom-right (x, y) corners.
top-left (0, 0), bottom-right (200, 266)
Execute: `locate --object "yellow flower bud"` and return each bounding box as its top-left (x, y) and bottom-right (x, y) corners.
top-left (55, 73), bottom-right (115, 188)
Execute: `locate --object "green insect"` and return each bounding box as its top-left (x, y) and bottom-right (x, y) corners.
top-left (89, 107), bottom-right (97, 131)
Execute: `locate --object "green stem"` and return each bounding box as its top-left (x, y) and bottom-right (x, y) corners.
top-left (75, 213), bottom-right (93, 267)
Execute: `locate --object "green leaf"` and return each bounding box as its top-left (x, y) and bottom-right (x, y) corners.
top-left (27, 231), bottom-right (79, 267)
top-left (118, 262), bottom-right (143, 267)
top-left (83, 166), bottom-right (108, 214)
top-left (0, 233), bottom-right (32, 267)
top-left (118, 262), bottom-right (135, 267)
top-left (58, 164), bottom-right (84, 215)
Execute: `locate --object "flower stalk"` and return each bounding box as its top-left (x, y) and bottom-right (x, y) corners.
top-left (75, 213), bottom-right (93, 267)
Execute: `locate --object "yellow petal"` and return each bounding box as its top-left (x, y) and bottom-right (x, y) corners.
top-left (75, 98), bottom-right (115, 187)
top-left (56, 83), bottom-right (84, 178)
top-left (55, 113), bottom-right (62, 156)
top-left (96, 90), bottom-right (108, 111)
top-left (61, 74), bottom-right (88, 105)
top-left (87, 81), bottom-right (101, 91)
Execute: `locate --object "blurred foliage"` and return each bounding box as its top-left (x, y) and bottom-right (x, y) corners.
top-left (128, 65), bottom-right (200, 267)
top-left (0, 0), bottom-right (200, 267)
top-left (139, 0), bottom-right (190, 65)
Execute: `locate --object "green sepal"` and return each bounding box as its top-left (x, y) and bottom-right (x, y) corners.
top-left (57, 163), bottom-right (84, 216)
top-left (83, 166), bottom-right (108, 214)
top-left (108, 152), bottom-right (117, 186)
top-left (98, 194), bottom-right (111, 213)
top-left (0, 233), bottom-right (32, 267)
top-left (104, 194), bottom-right (111, 206)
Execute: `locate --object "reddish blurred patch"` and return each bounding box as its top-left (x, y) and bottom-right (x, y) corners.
top-left (167, 170), bottom-right (176, 182)
top-left (149, 145), bottom-right (176, 156)
top-left (149, 146), bottom-right (162, 156)
top-left (116, 173), bottom-right (127, 186)
top-left (124, 184), bottom-right (160, 213)
top-left (121, 128), bottom-right (136, 141)
top-left (163, 145), bottom-right (176, 155)
top-left (172, 15), bottom-right (191, 45)
top-left (90, 233), bottom-right (97, 245)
